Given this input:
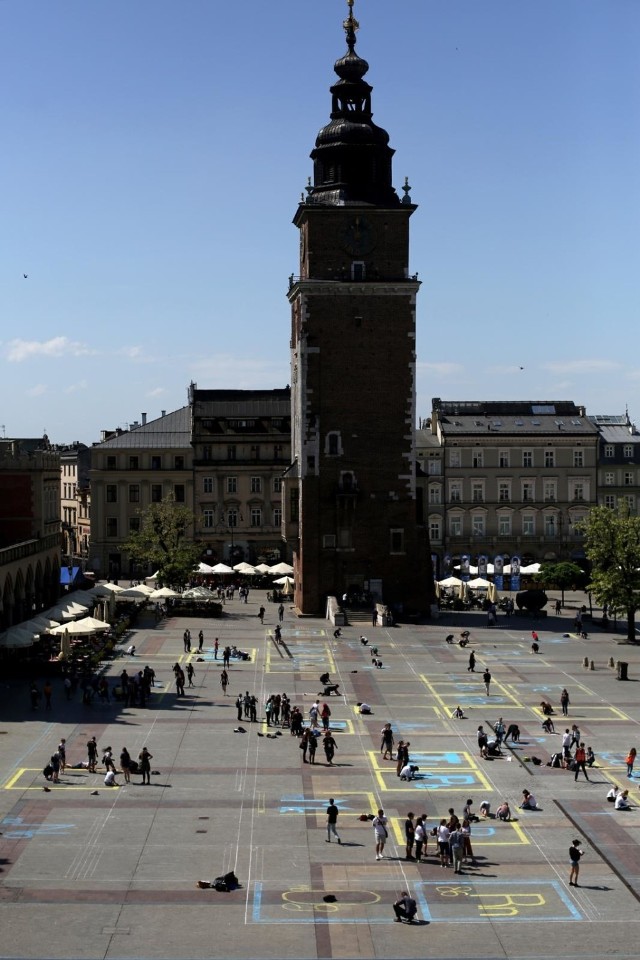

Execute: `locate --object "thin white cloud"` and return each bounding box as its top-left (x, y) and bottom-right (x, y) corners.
top-left (7, 336), bottom-right (93, 362)
top-left (119, 345), bottom-right (143, 359)
top-left (417, 361), bottom-right (464, 377)
top-left (543, 359), bottom-right (620, 375)
top-left (26, 383), bottom-right (47, 397)
top-left (64, 380), bottom-right (88, 395)
top-left (146, 387), bottom-right (166, 397)
top-left (487, 364), bottom-right (529, 375)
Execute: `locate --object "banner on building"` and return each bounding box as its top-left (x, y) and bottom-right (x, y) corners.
top-left (510, 555), bottom-right (521, 592)
top-left (494, 554), bottom-right (504, 591)
top-left (460, 554), bottom-right (471, 581)
top-left (477, 554), bottom-right (488, 578)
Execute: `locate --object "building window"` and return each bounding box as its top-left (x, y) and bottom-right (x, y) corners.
top-left (203, 477), bottom-right (214, 494)
top-left (290, 487), bottom-right (299, 522)
top-left (449, 515), bottom-right (462, 537)
top-left (573, 450), bottom-right (584, 467)
top-left (107, 456), bottom-right (116, 469)
top-left (604, 494), bottom-right (617, 509)
top-left (250, 476), bottom-right (262, 494)
top-left (106, 485), bottom-right (117, 503)
top-left (572, 482), bottom-right (585, 501)
top-left (449, 481), bottom-right (462, 503)
top-left (544, 450), bottom-right (555, 468)
top-left (227, 445), bottom-right (237, 461)
top-left (129, 517), bottom-right (140, 533)
top-left (544, 515), bottom-right (556, 536)
top-left (174, 456), bottom-right (185, 470)
top-left (498, 514), bottom-right (511, 536)
top-left (390, 528), bottom-right (404, 554)
top-left (624, 495), bottom-right (636, 512)
top-left (274, 444), bottom-right (283, 460)
top-left (273, 477), bottom-right (283, 493)
top-left (604, 445), bottom-right (614, 458)
top-left (471, 514), bottom-right (485, 537)
top-left (427, 457), bottom-right (441, 475)
top-left (624, 471), bottom-right (634, 486)
top-left (428, 485), bottom-right (441, 504)
top-left (327, 432), bottom-right (340, 456)
top-left (522, 514), bottom-right (535, 536)
top-left (429, 519), bottom-right (442, 542)
top-left (250, 507), bottom-right (262, 527)
top-left (202, 446), bottom-right (212, 461)
top-left (604, 472), bottom-right (615, 486)
top-left (624, 445), bottom-right (633, 460)
top-left (174, 484), bottom-right (185, 503)
top-left (499, 450), bottom-right (510, 468)
top-left (471, 481), bottom-right (484, 503)
top-left (129, 456), bottom-right (139, 470)
top-left (522, 480), bottom-right (534, 502)
top-left (250, 445), bottom-right (260, 460)
top-left (129, 484), bottom-right (140, 503)
top-left (472, 450), bottom-right (483, 468)
top-left (351, 261), bottom-right (365, 281)
top-left (226, 477), bottom-right (237, 494)
top-left (449, 449), bottom-right (461, 468)
top-left (543, 480), bottom-right (557, 502)
top-left (338, 528), bottom-right (352, 548)
top-left (227, 509), bottom-right (238, 528)
top-left (273, 506), bottom-right (282, 527)
top-left (151, 484), bottom-right (162, 502)
top-left (151, 456), bottom-right (161, 470)
top-left (498, 482), bottom-right (511, 502)
top-left (522, 450), bottom-right (533, 468)
top-left (203, 509), bottom-right (215, 528)
top-left (106, 518), bottom-right (118, 537)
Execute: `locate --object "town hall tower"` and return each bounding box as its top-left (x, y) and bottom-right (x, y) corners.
top-left (284, 1), bottom-right (430, 615)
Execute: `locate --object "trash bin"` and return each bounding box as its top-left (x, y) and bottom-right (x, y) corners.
top-left (617, 661), bottom-right (629, 681)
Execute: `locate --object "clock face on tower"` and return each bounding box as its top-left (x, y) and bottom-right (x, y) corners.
top-left (341, 216), bottom-right (374, 257)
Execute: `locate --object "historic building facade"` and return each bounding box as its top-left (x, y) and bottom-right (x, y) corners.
top-left (0, 437), bottom-right (61, 628)
top-left (590, 413), bottom-right (640, 514)
top-left (284, 3), bottom-right (431, 614)
top-left (418, 399), bottom-right (599, 575)
top-left (59, 442), bottom-right (91, 569)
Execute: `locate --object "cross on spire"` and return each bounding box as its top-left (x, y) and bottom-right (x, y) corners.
top-left (343, 0), bottom-right (359, 51)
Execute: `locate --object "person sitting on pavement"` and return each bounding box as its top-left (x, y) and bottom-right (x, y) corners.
top-left (445, 634), bottom-right (455, 644)
top-left (452, 705), bottom-right (465, 719)
top-left (358, 702), bottom-right (372, 714)
top-left (104, 770), bottom-right (118, 787)
top-left (606, 785), bottom-right (619, 803)
top-left (479, 801), bottom-right (491, 818)
top-left (540, 701), bottom-right (554, 715)
top-left (542, 716), bottom-right (555, 734)
top-left (586, 746), bottom-right (596, 767)
top-left (393, 891), bottom-right (418, 924)
top-left (520, 789), bottom-right (538, 810)
top-left (615, 789), bottom-right (631, 810)
top-left (496, 801), bottom-right (512, 821)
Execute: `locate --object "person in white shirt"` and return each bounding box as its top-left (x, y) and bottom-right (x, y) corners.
top-left (436, 819), bottom-right (450, 867)
top-left (400, 763), bottom-right (416, 781)
top-left (373, 809), bottom-right (388, 860)
top-left (104, 770), bottom-right (118, 787)
top-left (607, 786), bottom-right (619, 803)
top-left (615, 790), bottom-right (631, 810)
top-left (520, 789), bottom-right (537, 810)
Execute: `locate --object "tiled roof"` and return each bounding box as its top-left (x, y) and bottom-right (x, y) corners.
top-left (95, 407), bottom-right (191, 449)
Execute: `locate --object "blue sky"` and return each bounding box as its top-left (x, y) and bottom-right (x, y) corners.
top-left (1, 0), bottom-right (638, 443)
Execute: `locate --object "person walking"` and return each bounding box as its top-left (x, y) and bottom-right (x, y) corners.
top-left (626, 747), bottom-right (637, 778)
top-left (220, 670), bottom-right (229, 696)
top-left (574, 742), bottom-right (590, 781)
top-left (307, 730), bottom-right (317, 764)
top-left (449, 822), bottom-right (464, 874)
top-left (57, 738), bottom-right (67, 773)
top-left (326, 798), bottom-right (341, 843)
top-left (175, 669), bottom-right (185, 697)
top-left (569, 839), bottom-right (583, 887)
top-left (198, 630), bottom-right (204, 653)
top-left (320, 702), bottom-right (331, 731)
top-left (561, 688), bottom-right (570, 716)
top-left (186, 663), bottom-right (195, 688)
top-left (323, 730), bottom-right (338, 766)
top-left (278, 603), bottom-right (284, 623)
top-left (381, 723), bottom-right (394, 760)
top-left (258, 606), bottom-right (266, 624)
top-left (235, 694), bottom-right (243, 721)
top-left (483, 668), bottom-right (492, 695)
top-left (214, 638), bottom-right (219, 660)
top-left (299, 729), bottom-right (310, 763)
top-left (138, 746), bottom-right (152, 785)
top-left (373, 809), bottom-right (388, 860)
top-left (87, 736), bottom-right (98, 773)
top-left (223, 646), bottom-right (231, 669)
top-left (467, 651), bottom-right (476, 673)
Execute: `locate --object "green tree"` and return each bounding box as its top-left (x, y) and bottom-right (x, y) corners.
top-left (577, 506), bottom-right (640, 642)
top-left (537, 561), bottom-right (586, 607)
top-left (121, 495), bottom-right (201, 588)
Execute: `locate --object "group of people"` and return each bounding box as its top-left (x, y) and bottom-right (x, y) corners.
top-left (43, 735), bottom-right (154, 788)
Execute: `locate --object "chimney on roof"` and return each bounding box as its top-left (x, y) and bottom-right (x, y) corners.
top-left (161, 410), bottom-right (166, 417)
top-left (141, 412), bottom-right (147, 426)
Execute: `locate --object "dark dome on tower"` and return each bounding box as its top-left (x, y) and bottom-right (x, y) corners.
top-left (308, 1), bottom-right (400, 207)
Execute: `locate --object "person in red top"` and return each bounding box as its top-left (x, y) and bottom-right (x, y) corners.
top-left (574, 742), bottom-right (590, 782)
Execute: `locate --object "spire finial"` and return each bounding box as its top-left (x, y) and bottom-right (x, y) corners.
top-left (343, 0), bottom-right (359, 52)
